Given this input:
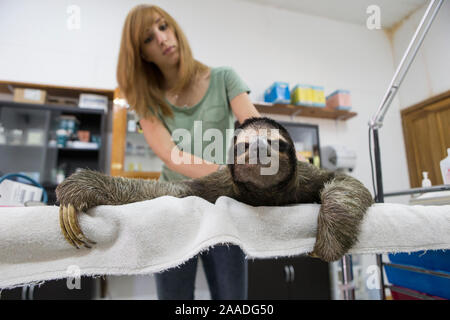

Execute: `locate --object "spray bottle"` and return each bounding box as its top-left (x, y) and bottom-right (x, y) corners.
top-left (440, 148), bottom-right (450, 185)
top-left (421, 172), bottom-right (432, 187)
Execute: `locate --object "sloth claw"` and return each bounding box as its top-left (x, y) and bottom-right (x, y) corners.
top-left (59, 204), bottom-right (96, 249)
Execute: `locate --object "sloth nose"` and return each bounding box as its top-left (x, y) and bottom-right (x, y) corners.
top-left (257, 136), bottom-right (268, 148)
top-left (249, 136), bottom-right (268, 148)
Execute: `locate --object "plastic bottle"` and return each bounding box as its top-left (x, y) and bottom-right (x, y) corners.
top-left (421, 172), bottom-right (432, 187)
top-left (440, 148), bottom-right (450, 184)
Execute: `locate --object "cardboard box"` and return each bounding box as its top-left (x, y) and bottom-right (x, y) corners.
top-left (326, 90), bottom-right (352, 110)
top-left (13, 88), bottom-right (47, 104)
top-left (264, 82), bottom-right (290, 104)
top-left (0, 179), bottom-right (43, 206)
top-left (291, 84), bottom-right (313, 106)
top-left (79, 93), bottom-right (108, 111)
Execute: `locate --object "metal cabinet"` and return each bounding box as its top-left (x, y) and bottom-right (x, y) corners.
top-left (248, 256), bottom-right (331, 299)
top-left (0, 101), bottom-right (107, 205)
top-left (0, 81), bottom-right (113, 299)
top-left (0, 278), bottom-right (95, 300)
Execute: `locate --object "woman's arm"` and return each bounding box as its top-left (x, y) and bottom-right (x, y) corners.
top-left (140, 92), bottom-right (259, 178)
top-left (230, 92), bottom-right (261, 124)
top-left (139, 117), bottom-right (220, 179)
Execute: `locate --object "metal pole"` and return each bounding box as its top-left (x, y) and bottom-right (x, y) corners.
top-left (369, 0), bottom-right (444, 129)
top-left (340, 255), bottom-right (355, 300)
top-left (367, 0), bottom-right (444, 300)
top-left (373, 130), bottom-right (384, 203)
top-left (384, 184), bottom-right (450, 197)
top-left (373, 129), bottom-right (386, 300)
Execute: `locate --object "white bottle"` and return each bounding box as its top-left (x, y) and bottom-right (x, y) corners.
top-left (421, 172), bottom-right (432, 187)
top-left (441, 148), bottom-right (450, 185)
top-left (56, 169), bottom-right (65, 184)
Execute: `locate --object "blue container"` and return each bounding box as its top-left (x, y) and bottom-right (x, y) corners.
top-left (384, 265), bottom-right (450, 299)
top-left (385, 250), bottom-right (450, 299)
top-left (264, 82), bottom-right (290, 104)
top-left (389, 250), bottom-right (450, 272)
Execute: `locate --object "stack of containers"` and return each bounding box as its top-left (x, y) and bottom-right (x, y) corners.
top-left (291, 84), bottom-right (325, 107)
top-left (325, 90), bottom-right (352, 111)
top-left (264, 82), bottom-right (327, 108)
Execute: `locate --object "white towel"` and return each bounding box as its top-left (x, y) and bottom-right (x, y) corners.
top-left (0, 196), bottom-right (449, 289)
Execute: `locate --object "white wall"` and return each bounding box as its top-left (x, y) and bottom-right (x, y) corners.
top-left (0, 0), bottom-right (412, 196)
top-left (2, 0), bottom-right (441, 300)
top-left (389, 0), bottom-right (450, 110)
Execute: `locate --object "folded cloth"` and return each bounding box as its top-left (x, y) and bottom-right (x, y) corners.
top-left (0, 196), bottom-right (449, 289)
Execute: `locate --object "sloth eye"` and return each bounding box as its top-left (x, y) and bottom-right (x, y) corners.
top-left (235, 142), bottom-right (249, 156)
top-left (270, 139), bottom-right (289, 153)
top-left (278, 140), bottom-right (289, 152)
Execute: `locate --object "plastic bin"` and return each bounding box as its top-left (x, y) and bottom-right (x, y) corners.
top-left (385, 250), bottom-right (450, 299)
top-left (326, 89), bottom-right (351, 110)
top-left (311, 86), bottom-right (325, 107)
top-left (291, 84), bottom-right (313, 106)
top-left (264, 82), bottom-right (290, 104)
top-left (388, 250), bottom-right (450, 272)
top-left (389, 285), bottom-right (446, 300)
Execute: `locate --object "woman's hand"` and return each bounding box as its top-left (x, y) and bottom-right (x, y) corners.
top-left (139, 117), bottom-right (221, 178)
top-left (296, 153), bottom-right (309, 162)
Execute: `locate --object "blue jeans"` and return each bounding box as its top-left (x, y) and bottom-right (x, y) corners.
top-left (155, 244), bottom-right (248, 300)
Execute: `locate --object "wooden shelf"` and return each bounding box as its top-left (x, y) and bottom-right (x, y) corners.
top-left (0, 100), bottom-right (105, 115)
top-left (254, 103), bottom-right (357, 121)
top-left (0, 144), bottom-right (99, 151)
top-left (55, 147), bottom-right (99, 152)
top-left (0, 80), bottom-right (114, 100)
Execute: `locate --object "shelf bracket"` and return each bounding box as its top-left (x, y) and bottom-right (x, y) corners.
top-left (290, 109), bottom-right (302, 120)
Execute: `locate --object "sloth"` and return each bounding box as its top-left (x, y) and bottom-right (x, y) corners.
top-left (56, 117), bottom-right (373, 262)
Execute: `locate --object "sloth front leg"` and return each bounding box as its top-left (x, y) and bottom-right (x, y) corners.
top-left (56, 169), bottom-right (190, 249)
top-left (312, 174), bottom-right (373, 262)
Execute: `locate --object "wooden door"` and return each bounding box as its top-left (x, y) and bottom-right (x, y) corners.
top-left (401, 90), bottom-right (450, 187)
top-left (110, 88), bottom-right (160, 179)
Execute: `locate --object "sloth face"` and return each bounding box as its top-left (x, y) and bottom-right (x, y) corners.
top-left (229, 118), bottom-right (297, 190)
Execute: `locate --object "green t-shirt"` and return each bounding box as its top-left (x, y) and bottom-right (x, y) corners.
top-left (155, 66), bottom-right (250, 182)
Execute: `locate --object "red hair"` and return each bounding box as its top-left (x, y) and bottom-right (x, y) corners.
top-left (116, 4), bottom-right (208, 118)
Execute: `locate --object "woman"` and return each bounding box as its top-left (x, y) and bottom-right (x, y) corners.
top-left (116, 4), bottom-right (260, 299)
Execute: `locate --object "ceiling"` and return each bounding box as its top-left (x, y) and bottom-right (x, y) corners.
top-left (239, 0), bottom-right (428, 29)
